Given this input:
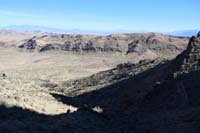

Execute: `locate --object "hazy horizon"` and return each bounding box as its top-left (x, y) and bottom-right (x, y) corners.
top-left (0, 0), bottom-right (199, 33)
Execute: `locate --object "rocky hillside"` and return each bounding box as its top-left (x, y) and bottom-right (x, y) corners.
top-left (51, 58), bottom-right (166, 96)
top-left (142, 32), bottom-right (200, 111)
top-left (36, 32), bottom-right (200, 132)
top-left (14, 33), bottom-right (189, 58)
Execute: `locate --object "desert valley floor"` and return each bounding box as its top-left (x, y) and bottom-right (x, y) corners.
top-left (0, 48), bottom-right (138, 115)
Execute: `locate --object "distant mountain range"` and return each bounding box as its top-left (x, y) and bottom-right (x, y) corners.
top-left (0, 25), bottom-right (199, 37)
top-left (0, 25), bottom-right (68, 34)
top-left (0, 25), bottom-right (108, 35)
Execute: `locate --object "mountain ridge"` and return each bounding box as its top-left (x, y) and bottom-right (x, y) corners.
top-left (13, 32), bottom-right (189, 60)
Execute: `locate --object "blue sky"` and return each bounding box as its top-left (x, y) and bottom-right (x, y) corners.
top-left (0, 0), bottom-right (199, 32)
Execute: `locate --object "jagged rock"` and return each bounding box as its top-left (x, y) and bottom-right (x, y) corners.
top-left (18, 39), bottom-right (37, 50)
top-left (171, 33), bottom-right (200, 77)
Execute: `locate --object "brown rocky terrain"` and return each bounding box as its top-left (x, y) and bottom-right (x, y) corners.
top-left (0, 32), bottom-right (199, 132)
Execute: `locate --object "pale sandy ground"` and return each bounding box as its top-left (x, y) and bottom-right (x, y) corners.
top-left (0, 48), bottom-right (142, 115)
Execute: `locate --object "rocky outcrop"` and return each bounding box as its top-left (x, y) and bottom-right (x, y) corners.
top-left (18, 39), bottom-right (37, 50)
top-left (127, 40), bottom-right (148, 54)
top-left (39, 41), bottom-right (121, 52)
top-left (171, 32), bottom-right (200, 77)
top-left (39, 43), bottom-right (63, 51)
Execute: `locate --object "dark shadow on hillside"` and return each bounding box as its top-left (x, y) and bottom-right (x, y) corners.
top-left (51, 94), bottom-right (81, 107)
top-left (0, 104), bottom-right (109, 133)
top-left (52, 61), bottom-right (169, 112)
top-left (141, 70), bottom-right (200, 112)
top-left (2, 61), bottom-right (200, 133)
top-left (0, 61), bottom-right (168, 133)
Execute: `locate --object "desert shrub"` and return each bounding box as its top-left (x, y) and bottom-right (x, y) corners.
top-left (40, 83), bottom-right (57, 88)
